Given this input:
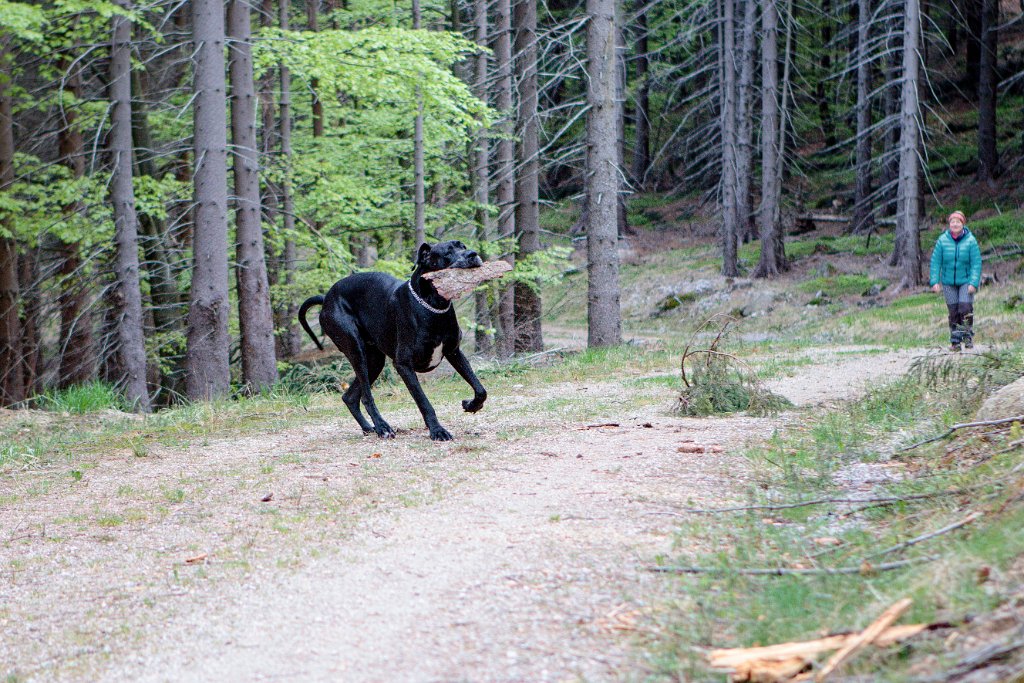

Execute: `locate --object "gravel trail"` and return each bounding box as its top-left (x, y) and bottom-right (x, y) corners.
top-left (1, 347), bottom-right (925, 682)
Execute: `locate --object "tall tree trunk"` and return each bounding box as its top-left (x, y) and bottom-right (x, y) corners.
top-left (853, 0), bottom-right (874, 235)
top-left (615, 21), bottom-right (629, 238)
top-left (585, 0), bottom-right (622, 347)
top-left (0, 37), bottom-right (25, 407)
top-left (259, 0), bottom-right (278, 219)
top-left (277, 0), bottom-right (302, 358)
top-left (131, 68), bottom-right (184, 346)
top-left (719, 0), bottom-right (739, 277)
top-left (413, 0), bottom-right (426, 248)
top-left (976, 0), bottom-right (999, 183)
top-left (56, 55), bottom-right (95, 388)
top-left (514, 0), bottom-right (543, 353)
top-left (494, 0), bottom-right (516, 357)
top-left (895, 0), bottom-right (922, 288)
top-left (110, 1), bottom-right (152, 411)
top-left (307, 0), bottom-right (325, 243)
top-left (630, 0), bottom-right (650, 189)
top-left (229, 0), bottom-right (278, 392)
top-left (307, 0), bottom-right (324, 138)
top-left (753, 0), bottom-right (785, 278)
top-left (881, 49), bottom-right (900, 219)
top-left (186, 0), bottom-right (232, 400)
top-left (19, 251), bottom-right (41, 396)
top-left (472, 0), bottom-right (493, 355)
top-left (736, 0), bottom-right (757, 242)
top-left (816, 0), bottom-right (836, 148)
top-left (965, 0), bottom-right (981, 96)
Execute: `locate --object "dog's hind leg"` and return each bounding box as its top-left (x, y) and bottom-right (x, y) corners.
top-left (342, 348), bottom-right (387, 435)
top-left (342, 379), bottom-right (372, 433)
top-left (349, 342), bottom-right (394, 438)
top-left (324, 316), bottom-right (394, 438)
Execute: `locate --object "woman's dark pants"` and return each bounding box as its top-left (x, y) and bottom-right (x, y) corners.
top-left (942, 284), bottom-right (974, 345)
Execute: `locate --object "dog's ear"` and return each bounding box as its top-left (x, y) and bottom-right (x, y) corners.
top-left (416, 242), bottom-right (432, 265)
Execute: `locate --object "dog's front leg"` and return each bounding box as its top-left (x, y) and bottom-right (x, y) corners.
top-left (446, 348), bottom-right (487, 413)
top-left (393, 362), bottom-right (453, 441)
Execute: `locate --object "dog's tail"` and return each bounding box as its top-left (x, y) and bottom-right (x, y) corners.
top-left (298, 295), bottom-right (325, 350)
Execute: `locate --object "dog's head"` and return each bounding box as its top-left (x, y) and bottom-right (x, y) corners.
top-left (415, 240), bottom-right (483, 273)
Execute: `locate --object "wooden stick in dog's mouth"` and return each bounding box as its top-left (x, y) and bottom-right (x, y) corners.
top-left (421, 260), bottom-right (513, 301)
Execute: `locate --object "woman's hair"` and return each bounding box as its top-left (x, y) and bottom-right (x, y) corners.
top-left (948, 210), bottom-right (967, 224)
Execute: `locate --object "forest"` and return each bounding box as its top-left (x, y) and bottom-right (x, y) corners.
top-left (0, 0), bottom-right (1020, 410)
top-left (6, 1), bottom-right (1024, 679)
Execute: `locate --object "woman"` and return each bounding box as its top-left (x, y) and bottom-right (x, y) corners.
top-left (929, 210), bottom-right (982, 352)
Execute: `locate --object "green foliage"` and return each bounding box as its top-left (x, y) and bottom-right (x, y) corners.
top-left (278, 357), bottom-right (375, 394)
top-left (0, 153), bottom-right (114, 246)
top-left (0, 1), bottom-right (46, 41)
top-left (252, 25), bottom-right (494, 277)
top-left (509, 245), bottom-right (573, 292)
top-left (255, 28), bottom-right (488, 128)
top-left (677, 353), bottom-right (791, 416)
top-left (967, 213), bottom-right (1023, 247)
top-left (798, 274), bottom-right (888, 296)
top-left (36, 381), bottom-right (128, 414)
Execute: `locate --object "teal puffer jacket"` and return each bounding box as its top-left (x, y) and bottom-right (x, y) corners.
top-left (929, 227), bottom-right (982, 288)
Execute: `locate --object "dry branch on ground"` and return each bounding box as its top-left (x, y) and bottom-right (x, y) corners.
top-left (708, 599), bottom-right (935, 683)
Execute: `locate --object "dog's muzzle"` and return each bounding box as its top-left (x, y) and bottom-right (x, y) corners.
top-left (453, 253), bottom-right (484, 269)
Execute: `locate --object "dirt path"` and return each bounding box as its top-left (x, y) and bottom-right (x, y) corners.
top-left (1, 347), bottom-right (929, 682)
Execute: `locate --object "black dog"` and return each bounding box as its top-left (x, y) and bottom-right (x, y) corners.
top-left (298, 241), bottom-right (487, 441)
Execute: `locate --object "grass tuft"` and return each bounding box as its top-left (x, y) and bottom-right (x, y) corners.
top-left (36, 381), bottom-right (128, 414)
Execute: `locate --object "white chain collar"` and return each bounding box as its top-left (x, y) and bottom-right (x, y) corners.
top-left (408, 281), bottom-right (451, 314)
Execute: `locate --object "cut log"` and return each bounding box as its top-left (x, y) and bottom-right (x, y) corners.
top-left (796, 214), bottom-right (851, 223)
top-left (708, 623), bottom-right (928, 669)
top-left (421, 260), bottom-right (513, 301)
top-left (734, 657), bottom-right (809, 683)
top-left (815, 598), bottom-right (912, 681)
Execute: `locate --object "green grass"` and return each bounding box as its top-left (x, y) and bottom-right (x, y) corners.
top-left (969, 212), bottom-right (1024, 247)
top-left (798, 274), bottom-right (888, 297)
top-left (649, 345), bottom-right (1024, 680)
top-left (36, 381), bottom-right (128, 414)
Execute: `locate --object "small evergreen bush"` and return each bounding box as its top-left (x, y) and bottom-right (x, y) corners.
top-left (676, 316), bottom-right (792, 417)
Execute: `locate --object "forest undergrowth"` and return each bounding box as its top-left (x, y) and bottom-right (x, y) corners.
top-left (648, 346), bottom-right (1024, 681)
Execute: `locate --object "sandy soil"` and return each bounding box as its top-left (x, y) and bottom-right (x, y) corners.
top-left (0, 347), bottom-right (926, 682)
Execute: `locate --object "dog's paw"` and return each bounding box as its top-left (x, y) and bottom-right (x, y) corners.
top-left (374, 422), bottom-right (396, 439)
top-left (462, 397), bottom-right (485, 413)
top-left (429, 426), bottom-right (454, 441)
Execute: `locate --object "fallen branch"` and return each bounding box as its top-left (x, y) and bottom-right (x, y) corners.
top-left (898, 415), bottom-right (1024, 452)
top-left (815, 598), bottom-right (912, 681)
top-left (914, 637), bottom-right (1024, 682)
top-left (866, 511), bottom-right (983, 560)
top-left (709, 622), bottom-right (949, 669)
top-left (579, 422), bottom-right (620, 430)
top-left (975, 437), bottom-right (1024, 465)
top-left (840, 487), bottom-right (977, 517)
top-left (646, 556), bottom-right (938, 576)
top-left (796, 213), bottom-right (852, 223)
top-left (661, 491), bottom-right (966, 515)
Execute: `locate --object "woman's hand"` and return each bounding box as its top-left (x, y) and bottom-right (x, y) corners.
top-left (968, 285), bottom-right (977, 294)
top-left (932, 283), bottom-right (942, 293)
